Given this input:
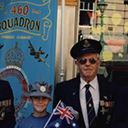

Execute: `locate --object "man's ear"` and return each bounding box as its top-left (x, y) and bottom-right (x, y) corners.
top-left (75, 60), bottom-right (80, 71)
top-left (98, 60), bottom-right (101, 68)
top-left (75, 60), bottom-right (79, 66)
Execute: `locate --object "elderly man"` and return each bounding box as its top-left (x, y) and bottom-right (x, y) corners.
top-left (0, 80), bottom-right (16, 128)
top-left (54, 39), bottom-right (118, 128)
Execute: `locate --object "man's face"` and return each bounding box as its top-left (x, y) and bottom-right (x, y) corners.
top-left (75, 53), bottom-right (101, 82)
top-left (30, 96), bottom-right (51, 117)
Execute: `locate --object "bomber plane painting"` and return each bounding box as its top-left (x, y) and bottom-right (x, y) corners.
top-left (28, 40), bottom-right (50, 67)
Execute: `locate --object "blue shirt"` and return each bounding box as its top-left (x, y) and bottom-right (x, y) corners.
top-left (17, 113), bottom-right (50, 128)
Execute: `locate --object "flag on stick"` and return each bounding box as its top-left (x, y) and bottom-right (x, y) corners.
top-left (44, 100), bottom-right (80, 128)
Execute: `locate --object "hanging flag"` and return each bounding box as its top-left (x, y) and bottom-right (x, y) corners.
top-left (0, 0), bottom-right (58, 126)
top-left (44, 100), bottom-right (80, 128)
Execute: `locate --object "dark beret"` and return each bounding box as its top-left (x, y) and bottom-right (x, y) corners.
top-left (70, 39), bottom-right (102, 59)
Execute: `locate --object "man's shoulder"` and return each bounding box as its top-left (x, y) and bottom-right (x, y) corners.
top-left (98, 75), bottom-right (119, 96)
top-left (57, 76), bottom-right (79, 87)
top-left (0, 80), bottom-right (11, 88)
top-left (118, 85), bottom-right (128, 96)
top-left (98, 75), bottom-right (117, 86)
top-left (0, 80), bottom-right (9, 86)
top-left (0, 79), bottom-right (9, 84)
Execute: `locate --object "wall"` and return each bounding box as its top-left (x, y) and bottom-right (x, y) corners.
top-left (58, 0), bottom-right (77, 6)
top-left (55, 2), bottom-right (79, 84)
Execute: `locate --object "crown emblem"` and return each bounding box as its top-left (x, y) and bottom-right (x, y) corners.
top-left (83, 40), bottom-right (91, 47)
top-left (4, 42), bottom-right (25, 68)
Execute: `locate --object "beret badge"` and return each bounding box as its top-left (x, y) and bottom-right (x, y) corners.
top-left (40, 86), bottom-right (46, 92)
top-left (83, 40), bottom-right (91, 48)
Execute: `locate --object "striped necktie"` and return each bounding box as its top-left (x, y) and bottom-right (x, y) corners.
top-left (85, 84), bottom-right (96, 127)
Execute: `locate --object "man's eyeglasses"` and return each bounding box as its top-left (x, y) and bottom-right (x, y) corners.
top-left (78, 58), bottom-right (99, 65)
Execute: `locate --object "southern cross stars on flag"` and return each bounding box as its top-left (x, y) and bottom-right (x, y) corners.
top-left (44, 100), bottom-right (80, 128)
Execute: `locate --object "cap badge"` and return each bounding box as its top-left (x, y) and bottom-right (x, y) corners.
top-left (83, 40), bottom-right (90, 48)
top-left (40, 86), bottom-right (46, 92)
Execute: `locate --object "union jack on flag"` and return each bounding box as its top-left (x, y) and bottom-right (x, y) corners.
top-left (44, 100), bottom-right (80, 128)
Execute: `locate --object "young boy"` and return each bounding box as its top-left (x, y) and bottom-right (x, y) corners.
top-left (17, 81), bottom-right (52, 128)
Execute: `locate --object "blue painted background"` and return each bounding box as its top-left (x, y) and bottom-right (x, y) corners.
top-left (0, 0), bottom-right (58, 126)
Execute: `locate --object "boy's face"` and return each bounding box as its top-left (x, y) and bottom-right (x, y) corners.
top-left (29, 96), bottom-right (51, 117)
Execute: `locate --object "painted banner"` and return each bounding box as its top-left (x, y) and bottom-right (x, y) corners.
top-left (0, 0), bottom-right (58, 126)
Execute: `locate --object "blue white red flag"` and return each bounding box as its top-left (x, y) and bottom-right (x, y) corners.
top-left (44, 100), bottom-right (80, 128)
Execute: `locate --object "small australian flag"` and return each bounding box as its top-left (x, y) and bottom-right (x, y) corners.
top-left (44, 100), bottom-right (80, 128)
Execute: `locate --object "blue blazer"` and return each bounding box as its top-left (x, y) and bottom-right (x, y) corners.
top-left (54, 75), bottom-right (118, 128)
top-left (0, 80), bottom-right (16, 128)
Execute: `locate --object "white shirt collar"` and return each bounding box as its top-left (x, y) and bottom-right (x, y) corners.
top-left (80, 76), bottom-right (98, 90)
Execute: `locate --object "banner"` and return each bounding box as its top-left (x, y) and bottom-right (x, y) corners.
top-left (0, 0), bottom-right (58, 125)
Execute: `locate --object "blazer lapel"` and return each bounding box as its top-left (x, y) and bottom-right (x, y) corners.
top-left (97, 75), bottom-right (107, 115)
top-left (70, 76), bottom-right (81, 109)
top-left (70, 76), bottom-right (86, 127)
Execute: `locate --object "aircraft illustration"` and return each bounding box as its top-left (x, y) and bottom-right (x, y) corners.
top-left (45, 54), bottom-right (48, 58)
top-left (28, 40), bottom-right (50, 67)
top-left (0, 44), bottom-right (4, 49)
top-left (28, 40), bottom-right (45, 57)
top-left (38, 57), bottom-right (50, 67)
